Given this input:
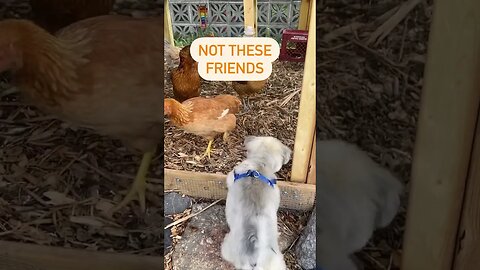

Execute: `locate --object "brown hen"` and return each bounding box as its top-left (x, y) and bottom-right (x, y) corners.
top-left (164, 95), bottom-right (241, 158)
top-left (0, 15), bottom-right (163, 213)
top-left (232, 79), bottom-right (268, 108)
top-left (171, 45), bottom-right (201, 102)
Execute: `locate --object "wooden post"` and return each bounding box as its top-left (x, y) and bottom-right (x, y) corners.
top-left (0, 241), bottom-right (161, 270)
top-left (306, 132), bottom-right (316, 185)
top-left (453, 107), bottom-right (480, 270)
top-left (165, 169), bottom-right (316, 211)
top-left (290, 0), bottom-right (316, 183)
top-left (401, 0), bottom-right (480, 269)
top-left (164, 0), bottom-right (175, 45)
top-left (243, 0), bottom-right (257, 35)
top-left (298, 0), bottom-right (311, 31)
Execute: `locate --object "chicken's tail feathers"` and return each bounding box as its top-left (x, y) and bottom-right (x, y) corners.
top-left (373, 168), bottom-right (404, 228)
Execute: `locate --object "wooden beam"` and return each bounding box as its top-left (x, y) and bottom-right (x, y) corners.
top-left (0, 241), bottom-right (161, 270)
top-left (165, 169), bottom-right (316, 211)
top-left (401, 0), bottom-right (480, 269)
top-left (298, 0), bottom-right (310, 30)
top-left (453, 108), bottom-right (480, 270)
top-left (164, 0), bottom-right (175, 45)
top-left (291, 0), bottom-right (316, 183)
top-left (243, 0), bottom-right (257, 35)
top-left (306, 132), bottom-right (316, 185)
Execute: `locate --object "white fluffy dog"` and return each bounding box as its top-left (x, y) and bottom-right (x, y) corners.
top-left (317, 139), bottom-right (404, 270)
top-left (221, 136), bottom-right (291, 270)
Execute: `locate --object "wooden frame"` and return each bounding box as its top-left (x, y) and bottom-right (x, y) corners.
top-left (401, 0), bottom-right (480, 269)
top-left (243, 0), bottom-right (258, 35)
top-left (453, 108), bottom-right (480, 270)
top-left (165, 169), bottom-right (316, 211)
top-left (164, 0), bottom-right (317, 209)
top-left (291, 0), bottom-right (316, 183)
top-left (306, 132), bottom-right (316, 185)
top-left (164, 0), bottom-right (175, 45)
top-left (298, 0), bottom-right (311, 31)
top-left (0, 240), bottom-right (161, 270)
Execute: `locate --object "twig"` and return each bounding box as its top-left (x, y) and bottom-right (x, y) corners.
top-left (363, 252), bottom-right (388, 270)
top-left (351, 39), bottom-right (408, 78)
top-left (0, 229), bottom-right (15, 237)
top-left (286, 234), bottom-right (301, 252)
top-left (318, 41), bottom-right (352, 52)
top-left (387, 254), bottom-right (394, 270)
top-left (75, 157), bottom-right (115, 181)
top-left (374, 5), bottom-right (400, 25)
top-left (23, 188), bottom-right (50, 206)
top-left (37, 145), bottom-right (62, 166)
top-left (58, 157), bottom-right (77, 175)
top-left (280, 89), bottom-right (301, 107)
top-left (398, 17), bottom-right (409, 62)
top-left (113, 173), bottom-right (164, 184)
top-left (323, 22), bottom-right (364, 42)
top-left (165, 199), bottom-right (221, 229)
top-left (366, 0), bottom-right (422, 46)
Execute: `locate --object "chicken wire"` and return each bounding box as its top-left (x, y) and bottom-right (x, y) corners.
top-left (169, 0), bottom-right (301, 41)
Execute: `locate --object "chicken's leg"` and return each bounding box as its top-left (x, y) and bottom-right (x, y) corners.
top-left (111, 150), bottom-right (154, 213)
top-left (223, 131), bottom-right (230, 142)
top-left (201, 139), bottom-right (214, 159)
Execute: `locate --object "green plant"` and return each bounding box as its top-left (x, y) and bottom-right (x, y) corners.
top-left (262, 27), bottom-right (282, 43)
top-left (174, 26), bottom-right (215, 47)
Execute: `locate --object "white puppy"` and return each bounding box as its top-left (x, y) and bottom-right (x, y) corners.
top-left (317, 139), bottom-right (403, 270)
top-left (221, 136), bottom-right (291, 270)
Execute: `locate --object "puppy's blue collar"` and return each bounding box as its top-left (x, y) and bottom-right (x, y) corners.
top-left (233, 170), bottom-right (276, 188)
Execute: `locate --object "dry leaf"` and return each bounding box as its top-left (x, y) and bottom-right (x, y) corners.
top-left (95, 200), bottom-right (115, 213)
top-left (101, 226), bottom-right (128, 237)
top-left (43, 191), bottom-right (76, 205)
top-left (29, 129), bottom-right (54, 142)
top-left (70, 216), bottom-right (105, 227)
top-left (23, 173), bottom-right (40, 185)
top-left (22, 225), bottom-right (53, 244)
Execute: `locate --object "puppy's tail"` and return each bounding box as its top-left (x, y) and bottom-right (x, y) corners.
top-left (243, 220), bottom-right (258, 255)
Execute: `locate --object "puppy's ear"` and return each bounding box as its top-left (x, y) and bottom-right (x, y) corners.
top-left (281, 144), bottom-right (292, 164)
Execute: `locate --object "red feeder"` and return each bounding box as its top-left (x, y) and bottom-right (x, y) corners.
top-left (279, 29), bottom-right (309, 62)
